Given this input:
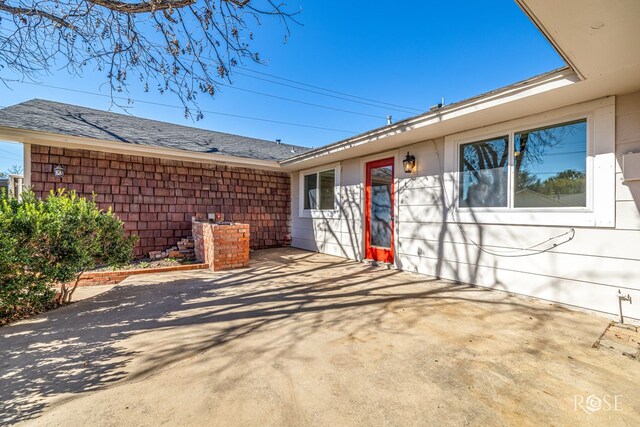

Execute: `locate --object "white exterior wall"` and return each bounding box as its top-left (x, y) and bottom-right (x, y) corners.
top-left (292, 157), bottom-right (364, 260)
top-left (291, 92), bottom-right (640, 322)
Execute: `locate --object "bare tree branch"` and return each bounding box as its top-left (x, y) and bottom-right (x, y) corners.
top-left (0, 3), bottom-right (76, 29)
top-left (0, 0), bottom-right (300, 119)
top-left (86, 0), bottom-right (196, 14)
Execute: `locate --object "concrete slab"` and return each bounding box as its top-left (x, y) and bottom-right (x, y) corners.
top-left (66, 285), bottom-right (115, 302)
top-left (1, 248), bottom-right (638, 426)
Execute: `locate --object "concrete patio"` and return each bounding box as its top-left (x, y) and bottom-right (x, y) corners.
top-left (1, 248), bottom-right (638, 426)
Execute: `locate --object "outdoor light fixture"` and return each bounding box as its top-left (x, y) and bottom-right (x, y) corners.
top-left (53, 165), bottom-right (65, 178)
top-left (402, 152), bottom-right (416, 173)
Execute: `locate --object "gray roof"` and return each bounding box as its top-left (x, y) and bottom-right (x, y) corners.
top-left (0, 99), bottom-right (310, 161)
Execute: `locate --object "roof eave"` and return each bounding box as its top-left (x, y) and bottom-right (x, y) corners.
top-left (513, 0), bottom-right (585, 80)
top-left (279, 66), bottom-right (577, 168)
top-left (0, 127), bottom-right (285, 171)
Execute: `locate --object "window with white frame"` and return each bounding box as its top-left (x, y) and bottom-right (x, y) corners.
top-left (514, 120), bottom-right (587, 208)
top-left (444, 98), bottom-right (616, 228)
top-left (458, 119), bottom-right (588, 209)
top-left (302, 168), bottom-right (336, 211)
top-left (459, 136), bottom-right (509, 208)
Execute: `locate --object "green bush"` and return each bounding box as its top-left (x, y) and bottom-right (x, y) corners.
top-left (0, 190), bottom-right (137, 319)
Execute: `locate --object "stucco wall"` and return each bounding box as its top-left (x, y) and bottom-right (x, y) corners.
top-left (291, 92), bottom-right (640, 322)
top-left (29, 145), bottom-right (291, 257)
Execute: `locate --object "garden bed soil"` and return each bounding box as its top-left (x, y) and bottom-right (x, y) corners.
top-left (92, 257), bottom-right (198, 272)
top-left (75, 260), bottom-right (209, 287)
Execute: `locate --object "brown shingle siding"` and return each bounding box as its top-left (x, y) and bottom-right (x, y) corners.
top-left (30, 145), bottom-right (291, 257)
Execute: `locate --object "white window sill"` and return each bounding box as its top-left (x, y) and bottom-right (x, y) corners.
top-left (299, 209), bottom-right (341, 219)
top-left (450, 208), bottom-right (612, 228)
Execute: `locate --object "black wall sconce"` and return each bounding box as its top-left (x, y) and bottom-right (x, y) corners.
top-left (53, 164), bottom-right (65, 178)
top-left (402, 152), bottom-right (416, 173)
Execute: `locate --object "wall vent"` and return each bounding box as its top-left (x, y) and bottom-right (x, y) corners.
top-left (622, 152), bottom-right (640, 182)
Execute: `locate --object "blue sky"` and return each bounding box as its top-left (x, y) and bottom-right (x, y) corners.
top-left (0, 0), bottom-right (564, 173)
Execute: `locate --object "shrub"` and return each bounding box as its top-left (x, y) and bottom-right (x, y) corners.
top-left (0, 190), bottom-right (137, 319)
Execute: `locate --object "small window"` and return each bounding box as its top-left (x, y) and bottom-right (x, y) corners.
top-left (459, 136), bottom-right (509, 208)
top-left (514, 120), bottom-right (587, 208)
top-left (303, 173), bottom-right (317, 210)
top-left (303, 169), bottom-right (336, 210)
top-left (318, 170), bottom-right (335, 210)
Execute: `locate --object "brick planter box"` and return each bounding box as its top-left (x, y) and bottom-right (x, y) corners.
top-left (73, 263), bottom-right (209, 286)
top-left (192, 219), bottom-right (250, 271)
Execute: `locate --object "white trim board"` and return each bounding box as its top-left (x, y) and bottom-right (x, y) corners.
top-left (23, 143), bottom-right (31, 189)
top-left (442, 97), bottom-right (616, 228)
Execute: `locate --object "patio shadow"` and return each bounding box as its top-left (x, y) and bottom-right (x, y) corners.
top-left (1, 248), bottom-right (562, 424)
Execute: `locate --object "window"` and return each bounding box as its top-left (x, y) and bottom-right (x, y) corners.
top-left (444, 97), bottom-right (616, 228)
top-left (303, 168), bottom-right (336, 211)
top-left (459, 136), bottom-right (509, 208)
top-left (318, 170), bottom-right (336, 210)
top-left (514, 120), bottom-right (586, 208)
top-left (303, 173), bottom-right (317, 209)
top-left (457, 120), bottom-right (587, 210)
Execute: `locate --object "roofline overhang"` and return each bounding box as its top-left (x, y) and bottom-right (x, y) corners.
top-left (0, 127), bottom-right (285, 172)
top-left (279, 66), bottom-right (578, 168)
top-left (514, 0), bottom-right (585, 80)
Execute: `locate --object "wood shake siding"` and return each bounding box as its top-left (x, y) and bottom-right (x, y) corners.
top-left (29, 145), bottom-right (291, 257)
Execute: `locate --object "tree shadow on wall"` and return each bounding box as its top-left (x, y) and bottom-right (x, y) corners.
top-left (312, 183), bottom-right (363, 261)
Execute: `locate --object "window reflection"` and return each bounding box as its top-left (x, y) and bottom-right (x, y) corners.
top-left (319, 170), bottom-right (335, 210)
top-left (514, 120), bottom-right (586, 208)
top-left (303, 169), bottom-right (336, 211)
top-left (370, 166), bottom-right (392, 248)
top-left (459, 137), bottom-right (509, 208)
top-left (304, 173), bottom-right (317, 210)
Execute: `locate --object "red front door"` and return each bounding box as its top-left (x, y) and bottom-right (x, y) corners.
top-left (365, 158), bottom-right (394, 263)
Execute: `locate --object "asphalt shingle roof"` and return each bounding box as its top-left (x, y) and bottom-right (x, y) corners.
top-left (0, 99), bottom-right (310, 161)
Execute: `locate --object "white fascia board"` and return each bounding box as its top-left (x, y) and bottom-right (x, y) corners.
top-left (280, 68), bottom-right (579, 169)
top-left (514, 0), bottom-right (585, 80)
top-left (0, 127), bottom-right (283, 171)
